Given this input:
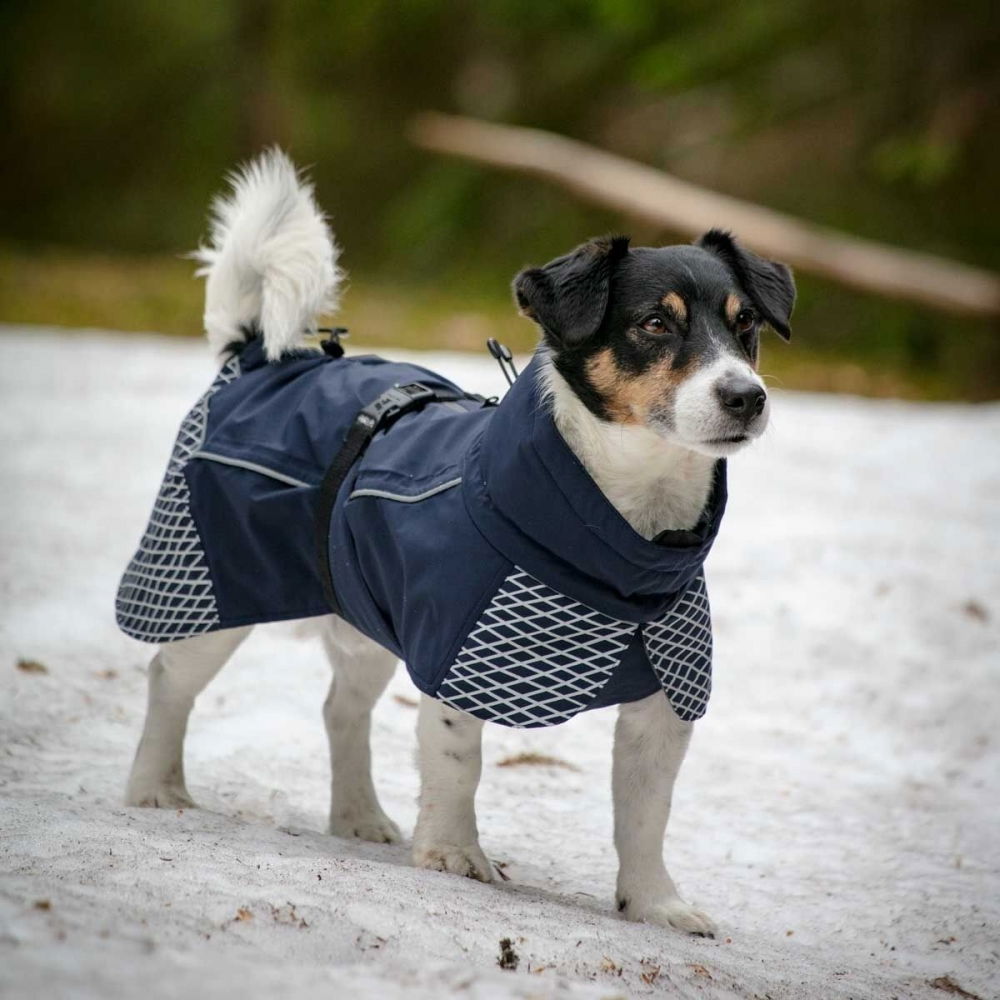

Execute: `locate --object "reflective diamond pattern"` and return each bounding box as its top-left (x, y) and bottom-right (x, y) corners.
top-left (116, 357), bottom-right (241, 642)
top-left (437, 568), bottom-right (714, 727)
top-left (643, 573), bottom-right (712, 722)
top-left (436, 570), bottom-right (637, 727)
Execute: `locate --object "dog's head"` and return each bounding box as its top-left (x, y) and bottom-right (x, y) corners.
top-left (514, 231), bottom-right (794, 457)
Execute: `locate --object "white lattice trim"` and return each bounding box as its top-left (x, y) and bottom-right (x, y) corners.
top-left (116, 357), bottom-right (241, 642)
top-left (643, 574), bottom-right (712, 722)
top-left (436, 569), bottom-right (637, 727)
top-left (436, 567), bottom-right (714, 728)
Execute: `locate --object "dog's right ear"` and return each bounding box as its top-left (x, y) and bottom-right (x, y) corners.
top-left (513, 236), bottom-right (630, 348)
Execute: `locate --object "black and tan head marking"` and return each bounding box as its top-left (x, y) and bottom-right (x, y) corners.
top-left (724, 293), bottom-right (741, 326)
top-left (661, 292), bottom-right (688, 326)
top-left (584, 347), bottom-right (684, 425)
top-left (513, 230), bottom-right (795, 455)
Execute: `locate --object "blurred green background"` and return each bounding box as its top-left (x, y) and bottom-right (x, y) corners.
top-left (1, 0), bottom-right (998, 398)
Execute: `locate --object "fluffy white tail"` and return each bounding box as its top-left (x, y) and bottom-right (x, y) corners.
top-left (193, 148), bottom-right (342, 361)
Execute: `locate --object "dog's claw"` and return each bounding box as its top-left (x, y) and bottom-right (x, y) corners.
top-left (329, 811), bottom-right (402, 844)
top-left (125, 785), bottom-right (196, 810)
top-left (413, 843), bottom-right (494, 883)
top-left (622, 897), bottom-right (717, 937)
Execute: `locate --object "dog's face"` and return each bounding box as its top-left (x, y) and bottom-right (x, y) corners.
top-left (514, 230), bottom-right (795, 458)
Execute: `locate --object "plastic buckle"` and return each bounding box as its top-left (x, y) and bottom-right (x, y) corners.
top-left (319, 326), bottom-right (349, 358)
top-left (359, 382), bottom-right (436, 432)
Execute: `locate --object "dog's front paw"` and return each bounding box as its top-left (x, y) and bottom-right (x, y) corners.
top-left (329, 809), bottom-right (402, 844)
top-left (413, 842), bottom-right (494, 882)
top-left (124, 782), bottom-right (196, 810)
top-left (620, 896), bottom-right (717, 937)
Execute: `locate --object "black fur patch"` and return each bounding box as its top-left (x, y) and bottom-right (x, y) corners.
top-left (513, 236), bottom-right (630, 348)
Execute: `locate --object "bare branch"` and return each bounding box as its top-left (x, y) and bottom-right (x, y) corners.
top-left (410, 113), bottom-right (1000, 318)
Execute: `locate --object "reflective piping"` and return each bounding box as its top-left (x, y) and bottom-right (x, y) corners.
top-left (349, 477), bottom-right (462, 504)
top-left (191, 451), bottom-right (311, 488)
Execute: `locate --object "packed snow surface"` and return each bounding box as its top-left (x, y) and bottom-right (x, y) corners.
top-left (2, 328), bottom-right (998, 1000)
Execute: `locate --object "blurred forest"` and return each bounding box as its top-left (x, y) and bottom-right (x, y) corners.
top-left (1, 0), bottom-right (998, 398)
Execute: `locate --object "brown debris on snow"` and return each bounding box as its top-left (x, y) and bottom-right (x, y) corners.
top-left (639, 957), bottom-right (662, 984)
top-left (960, 599), bottom-right (989, 623)
top-left (497, 937), bottom-right (519, 971)
top-left (496, 752), bottom-right (580, 771)
top-left (929, 975), bottom-right (982, 999)
top-left (16, 658), bottom-right (48, 674)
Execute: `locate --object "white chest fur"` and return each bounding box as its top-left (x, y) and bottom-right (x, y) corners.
top-left (540, 362), bottom-right (716, 540)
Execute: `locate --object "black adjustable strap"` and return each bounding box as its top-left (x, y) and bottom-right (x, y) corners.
top-left (315, 382), bottom-right (488, 614)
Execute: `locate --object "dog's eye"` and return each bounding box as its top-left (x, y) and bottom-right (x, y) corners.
top-left (638, 315), bottom-right (666, 334)
top-left (734, 308), bottom-right (756, 334)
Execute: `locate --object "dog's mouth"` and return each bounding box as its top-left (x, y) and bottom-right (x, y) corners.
top-left (687, 431), bottom-right (758, 458)
top-left (647, 408), bottom-right (764, 457)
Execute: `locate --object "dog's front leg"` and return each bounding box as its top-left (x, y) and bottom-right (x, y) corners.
top-left (412, 696), bottom-right (492, 882)
top-left (613, 691), bottom-right (716, 936)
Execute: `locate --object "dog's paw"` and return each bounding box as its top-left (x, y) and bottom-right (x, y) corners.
top-left (621, 897), bottom-right (717, 937)
top-left (124, 784), bottom-right (196, 810)
top-left (329, 810), bottom-right (402, 844)
top-left (413, 842), bottom-right (494, 882)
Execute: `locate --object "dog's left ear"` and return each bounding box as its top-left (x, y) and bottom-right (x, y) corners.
top-left (697, 229), bottom-right (795, 340)
top-left (513, 235), bottom-right (630, 348)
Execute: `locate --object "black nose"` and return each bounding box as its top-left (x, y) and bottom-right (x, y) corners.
top-left (716, 379), bottom-right (766, 419)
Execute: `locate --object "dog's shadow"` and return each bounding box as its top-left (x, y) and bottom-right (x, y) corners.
top-left (156, 792), bottom-right (618, 923)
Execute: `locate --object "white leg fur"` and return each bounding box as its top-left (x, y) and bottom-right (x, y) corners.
top-left (412, 697), bottom-right (492, 882)
top-left (613, 692), bottom-right (716, 936)
top-left (320, 616), bottom-right (401, 843)
top-left (125, 626), bottom-right (252, 808)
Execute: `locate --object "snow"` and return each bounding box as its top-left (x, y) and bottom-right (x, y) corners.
top-left (2, 326), bottom-right (998, 1000)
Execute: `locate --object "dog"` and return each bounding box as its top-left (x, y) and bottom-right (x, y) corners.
top-left (120, 149), bottom-right (793, 936)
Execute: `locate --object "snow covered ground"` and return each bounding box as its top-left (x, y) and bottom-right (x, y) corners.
top-left (2, 327), bottom-right (998, 1000)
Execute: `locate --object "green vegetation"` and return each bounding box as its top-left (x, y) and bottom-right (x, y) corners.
top-left (1, 0), bottom-right (997, 398)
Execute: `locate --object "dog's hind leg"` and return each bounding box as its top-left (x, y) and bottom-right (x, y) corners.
top-left (613, 691), bottom-right (717, 936)
top-left (412, 697), bottom-right (492, 882)
top-left (321, 616), bottom-right (401, 844)
top-left (125, 626), bottom-right (252, 808)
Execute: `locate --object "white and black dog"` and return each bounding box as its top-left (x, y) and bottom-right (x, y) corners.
top-left (123, 150), bottom-right (793, 936)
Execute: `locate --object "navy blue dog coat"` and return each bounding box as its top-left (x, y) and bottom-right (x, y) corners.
top-left (117, 339), bottom-right (728, 727)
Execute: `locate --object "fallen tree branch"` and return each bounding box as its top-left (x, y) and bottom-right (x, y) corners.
top-left (410, 112), bottom-right (1000, 318)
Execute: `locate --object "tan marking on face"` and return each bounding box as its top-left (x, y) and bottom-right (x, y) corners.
top-left (725, 293), bottom-right (742, 324)
top-left (660, 292), bottom-right (687, 324)
top-left (586, 347), bottom-right (694, 425)
top-left (586, 349), bottom-right (634, 423)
